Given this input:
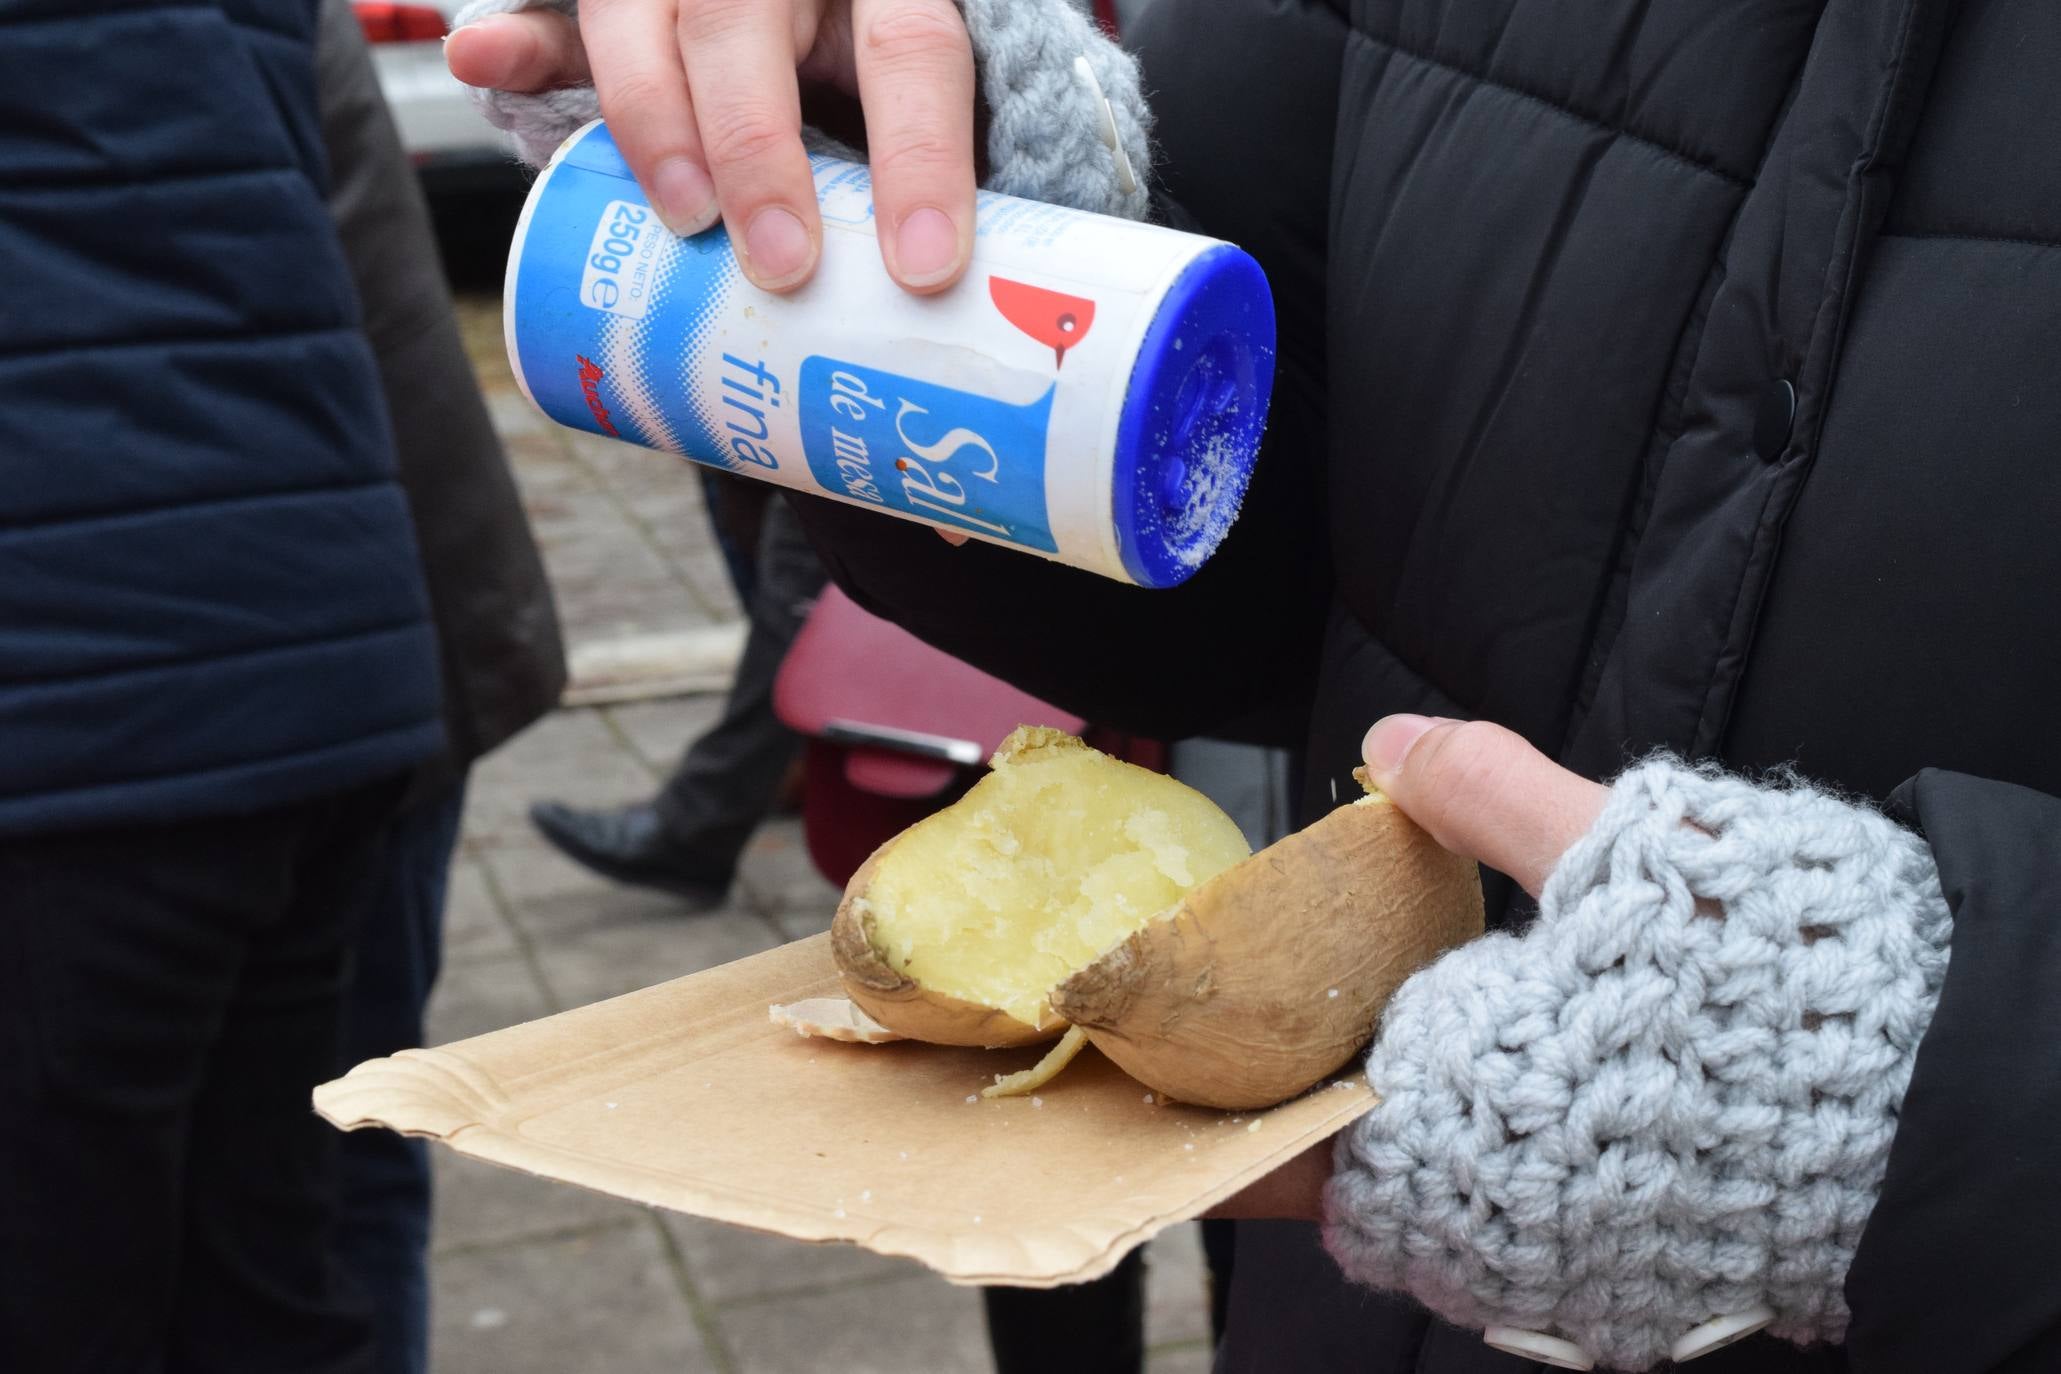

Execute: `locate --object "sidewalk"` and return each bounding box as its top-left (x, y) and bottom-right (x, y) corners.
top-left (426, 296), bottom-right (1215, 1374)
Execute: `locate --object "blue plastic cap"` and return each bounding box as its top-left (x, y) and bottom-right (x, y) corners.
top-left (1111, 244), bottom-right (1277, 588)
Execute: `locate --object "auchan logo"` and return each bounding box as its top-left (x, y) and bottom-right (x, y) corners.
top-left (575, 355), bottom-right (619, 437)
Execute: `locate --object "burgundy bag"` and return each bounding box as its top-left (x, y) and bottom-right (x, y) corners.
top-left (773, 585), bottom-right (1161, 886)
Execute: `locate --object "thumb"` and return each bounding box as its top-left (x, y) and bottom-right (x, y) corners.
top-left (1361, 716), bottom-right (1607, 899)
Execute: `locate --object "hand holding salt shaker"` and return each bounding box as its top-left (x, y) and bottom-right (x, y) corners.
top-left (502, 113), bottom-right (1275, 587)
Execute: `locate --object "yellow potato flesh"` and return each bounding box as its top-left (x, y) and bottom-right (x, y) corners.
top-left (859, 739), bottom-right (1251, 1029)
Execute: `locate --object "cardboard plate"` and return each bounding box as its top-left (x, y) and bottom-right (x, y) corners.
top-left (314, 934), bottom-right (1374, 1286)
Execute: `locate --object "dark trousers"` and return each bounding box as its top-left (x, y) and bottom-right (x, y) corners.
top-left (0, 784), bottom-right (399, 1374)
top-left (333, 780), bottom-right (467, 1374)
top-left (984, 1223), bottom-right (1238, 1374)
top-left (986, 1250), bottom-right (1147, 1374)
top-left (656, 494), bottom-right (827, 878)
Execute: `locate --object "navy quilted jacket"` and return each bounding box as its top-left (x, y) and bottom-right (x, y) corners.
top-left (0, 0), bottom-right (443, 835)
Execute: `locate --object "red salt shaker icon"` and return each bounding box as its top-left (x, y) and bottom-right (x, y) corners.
top-left (989, 276), bottom-right (1097, 368)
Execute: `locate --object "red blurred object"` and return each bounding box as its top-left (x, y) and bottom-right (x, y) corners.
top-left (774, 584), bottom-right (1162, 888)
top-left (1093, 0), bottom-right (1121, 37)
top-left (354, 1), bottom-right (448, 43)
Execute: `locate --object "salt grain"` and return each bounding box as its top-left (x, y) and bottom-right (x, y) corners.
top-left (470, 1308), bottom-right (508, 1331)
top-left (1167, 424), bottom-right (1255, 571)
top-left (1030, 1096), bottom-right (1044, 1109)
top-left (605, 1102), bottom-right (618, 1110)
top-left (1183, 1142), bottom-right (1194, 1152)
top-left (1247, 1119), bottom-right (1263, 1133)
top-left (861, 1190), bottom-right (872, 1202)
top-left (1326, 988), bottom-right (1339, 999)
top-left (965, 1095), bottom-right (979, 1104)
top-left (1142, 1092), bottom-right (1155, 1104)
top-left (899, 1151), bottom-right (910, 1160)
top-left (835, 1208), bottom-right (846, 1219)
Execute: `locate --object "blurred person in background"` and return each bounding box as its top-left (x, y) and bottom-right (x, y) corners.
top-left (528, 489), bottom-right (827, 910)
top-left (0, 0), bottom-right (447, 1369)
top-left (313, 2), bottom-right (568, 1370)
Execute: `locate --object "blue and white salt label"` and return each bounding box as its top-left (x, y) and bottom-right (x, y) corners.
top-left (506, 121), bottom-right (1273, 585)
top-left (798, 359), bottom-right (1058, 551)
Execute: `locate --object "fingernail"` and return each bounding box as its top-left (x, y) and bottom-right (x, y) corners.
top-left (1363, 714), bottom-right (1440, 776)
top-left (652, 158), bottom-right (718, 237)
top-left (894, 207), bottom-right (960, 288)
top-left (742, 206), bottom-right (815, 288)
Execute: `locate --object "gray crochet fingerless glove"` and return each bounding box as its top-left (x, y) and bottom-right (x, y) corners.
top-left (450, 0), bottom-right (1153, 218)
top-left (1324, 758), bottom-right (1954, 1371)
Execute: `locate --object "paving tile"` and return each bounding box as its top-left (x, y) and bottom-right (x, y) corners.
top-left (566, 428), bottom-right (695, 492)
top-left (554, 583), bottom-right (714, 654)
top-left (454, 295), bottom-right (519, 394)
top-left (1145, 1340), bottom-right (1215, 1374)
top-left (443, 855), bottom-right (518, 965)
top-left (771, 904), bottom-right (836, 942)
top-left (512, 889), bottom-right (780, 1008)
top-left (479, 832), bottom-right (626, 908)
top-left (1145, 1224), bottom-right (1213, 1349)
top-left (528, 489), bottom-right (712, 642)
top-left (483, 386), bottom-right (554, 440)
top-left (464, 710), bottom-right (655, 844)
top-left (738, 819), bottom-right (840, 917)
top-left (430, 1220), bottom-right (718, 1374)
top-left (661, 1213), bottom-right (923, 1306)
top-left (557, 432), bottom-right (747, 624)
top-left (657, 529), bottom-right (747, 625)
top-left (605, 695), bottom-right (726, 774)
top-left (431, 1151), bottom-right (651, 1256)
top-left (719, 1272), bottom-right (990, 1374)
top-left (425, 951), bottom-right (552, 1047)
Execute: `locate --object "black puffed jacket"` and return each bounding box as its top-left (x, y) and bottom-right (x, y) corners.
top-left (793, 1), bottom-right (2061, 1369)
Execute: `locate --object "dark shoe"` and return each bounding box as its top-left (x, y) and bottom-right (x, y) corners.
top-left (528, 800), bottom-right (732, 909)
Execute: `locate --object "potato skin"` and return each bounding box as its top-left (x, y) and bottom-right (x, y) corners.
top-left (1050, 798), bottom-right (1483, 1110)
top-left (830, 848), bottom-right (1060, 1049)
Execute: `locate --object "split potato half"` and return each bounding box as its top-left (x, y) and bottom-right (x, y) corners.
top-left (831, 727), bottom-right (1252, 1046)
top-left (830, 727), bottom-right (1483, 1108)
top-left (1050, 792), bottom-right (1483, 1108)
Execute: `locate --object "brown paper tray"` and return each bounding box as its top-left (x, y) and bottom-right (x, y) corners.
top-left (314, 934), bottom-right (1373, 1287)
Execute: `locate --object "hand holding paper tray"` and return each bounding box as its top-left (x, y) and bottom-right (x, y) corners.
top-left (313, 933), bottom-right (1377, 1286)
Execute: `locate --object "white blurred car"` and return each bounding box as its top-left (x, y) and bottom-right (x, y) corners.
top-left (356, 1), bottom-right (518, 193)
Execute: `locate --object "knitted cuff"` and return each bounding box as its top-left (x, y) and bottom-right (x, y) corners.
top-left (450, 0), bottom-right (1153, 219)
top-left (450, 0), bottom-right (591, 167)
top-left (1323, 757), bottom-right (1954, 1371)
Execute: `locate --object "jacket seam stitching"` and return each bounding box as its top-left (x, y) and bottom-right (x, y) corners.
top-left (0, 7), bottom-right (300, 44)
top-left (0, 719), bottom-right (442, 808)
top-left (0, 478), bottom-right (395, 539)
top-left (0, 617), bottom-right (429, 693)
top-left (1356, 30), bottom-right (1751, 191)
top-left (1878, 229), bottom-right (2061, 250)
top-left (1695, 0), bottom-right (1930, 753)
top-left (0, 323), bottom-right (356, 368)
top-left (2, 162), bottom-right (299, 195)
